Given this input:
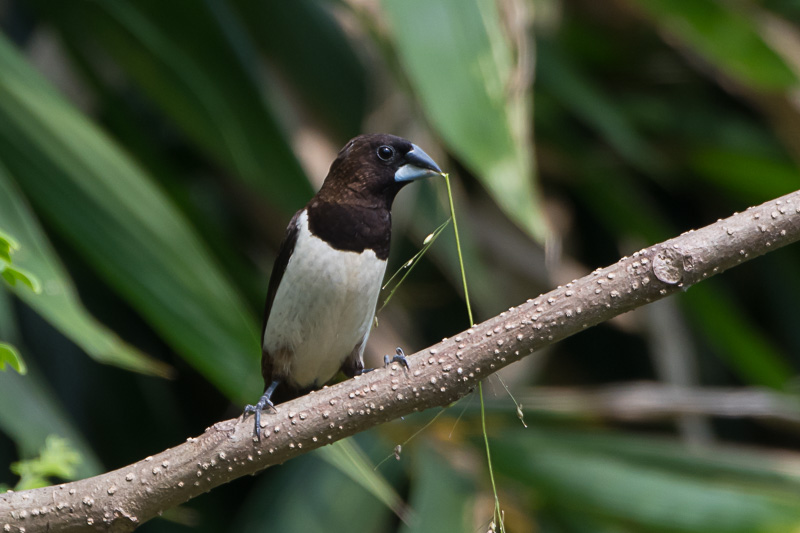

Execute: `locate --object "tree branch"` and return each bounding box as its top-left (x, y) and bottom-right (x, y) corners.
top-left (511, 383), bottom-right (800, 427)
top-left (3, 190), bottom-right (800, 532)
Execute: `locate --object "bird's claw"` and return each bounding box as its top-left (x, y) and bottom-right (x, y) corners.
top-left (384, 347), bottom-right (410, 369)
top-left (243, 395), bottom-right (276, 439)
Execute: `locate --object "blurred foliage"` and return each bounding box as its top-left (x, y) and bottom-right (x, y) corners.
top-left (0, 228), bottom-right (40, 296)
top-left (0, 227), bottom-right (34, 375)
top-left (0, 435), bottom-right (81, 491)
top-left (0, 342), bottom-right (25, 374)
top-left (0, 0), bottom-right (799, 531)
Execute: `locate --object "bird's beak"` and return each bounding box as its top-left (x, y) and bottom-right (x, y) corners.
top-left (394, 144), bottom-right (444, 182)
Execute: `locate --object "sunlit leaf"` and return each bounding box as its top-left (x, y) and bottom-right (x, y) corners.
top-left (382, 0), bottom-right (547, 241)
top-left (0, 228), bottom-right (18, 263)
top-left (0, 342), bottom-right (26, 375)
top-left (0, 262), bottom-right (40, 294)
top-left (10, 435), bottom-right (82, 491)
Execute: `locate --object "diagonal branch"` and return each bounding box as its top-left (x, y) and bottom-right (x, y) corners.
top-left (3, 190), bottom-right (800, 532)
top-left (510, 383), bottom-right (800, 427)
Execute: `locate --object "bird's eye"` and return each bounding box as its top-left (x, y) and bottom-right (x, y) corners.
top-left (377, 145), bottom-right (395, 161)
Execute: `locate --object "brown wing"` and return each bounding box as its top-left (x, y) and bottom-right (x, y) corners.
top-left (260, 209), bottom-right (302, 386)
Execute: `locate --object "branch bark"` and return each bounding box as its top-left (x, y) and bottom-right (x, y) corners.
top-left (512, 383), bottom-right (800, 427)
top-left (3, 190), bottom-right (800, 532)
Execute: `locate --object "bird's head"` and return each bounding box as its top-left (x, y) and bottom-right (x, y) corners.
top-left (318, 133), bottom-right (443, 208)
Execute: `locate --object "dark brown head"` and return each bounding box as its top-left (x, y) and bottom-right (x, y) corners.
top-left (316, 133), bottom-right (443, 209)
top-left (307, 134), bottom-right (443, 259)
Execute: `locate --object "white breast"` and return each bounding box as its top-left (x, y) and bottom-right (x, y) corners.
top-left (263, 210), bottom-right (387, 389)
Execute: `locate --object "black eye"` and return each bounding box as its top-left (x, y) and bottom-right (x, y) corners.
top-left (377, 145), bottom-right (394, 161)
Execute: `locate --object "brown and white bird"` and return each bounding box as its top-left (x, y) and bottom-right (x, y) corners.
top-left (244, 134), bottom-right (443, 436)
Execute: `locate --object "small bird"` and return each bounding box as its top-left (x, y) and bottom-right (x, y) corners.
top-left (244, 133), bottom-right (443, 437)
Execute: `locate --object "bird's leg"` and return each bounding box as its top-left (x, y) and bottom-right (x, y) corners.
top-left (383, 347), bottom-right (409, 369)
top-left (352, 347), bottom-right (410, 377)
top-left (243, 379), bottom-right (280, 439)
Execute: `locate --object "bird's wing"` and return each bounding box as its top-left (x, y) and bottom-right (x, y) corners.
top-left (260, 209), bottom-right (303, 349)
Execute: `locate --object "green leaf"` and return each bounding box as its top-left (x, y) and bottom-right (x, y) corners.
top-left (0, 33), bottom-right (261, 402)
top-left (29, 0), bottom-right (313, 213)
top-left (689, 146), bottom-right (799, 203)
top-left (0, 367), bottom-right (103, 479)
top-left (0, 287), bottom-right (102, 478)
top-left (10, 435), bottom-right (82, 491)
top-left (232, 0), bottom-right (368, 139)
top-left (631, 0), bottom-right (797, 90)
top-left (494, 429), bottom-right (800, 533)
top-left (232, 453), bottom-right (392, 532)
top-left (382, 0), bottom-right (547, 241)
top-left (0, 342), bottom-right (26, 374)
top-left (400, 443), bottom-right (476, 533)
top-left (536, 42), bottom-right (664, 173)
top-left (529, 427), bottom-right (800, 491)
top-left (317, 439), bottom-right (411, 524)
top-left (681, 282), bottom-right (794, 389)
top-left (0, 227), bottom-right (18, 263)
top-left (0, 262), bottom-right (40, 294)
top-left (0, 163), bottom-right (168, 377)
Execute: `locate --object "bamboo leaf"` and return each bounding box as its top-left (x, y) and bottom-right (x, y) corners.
top-left (494, 429), bottom-right (800, 533)
top-left (0, 33), bottom-right (262, 403)
top-left (682, 282), bottom-right (793, 389)
top-left (382, 0), bottom-right (547, 241)
top-left (232, 0), bottom-right (368, 140)
top-left (232, 453), bottom-right (391, 532)
top-left (0, 164), bottom-right (167, 376)
top-left (631, 0), bottom-right (797, 90)
top-left (400, 443), bottom-right (476, 533)
top-left (0, 287), bottom-right (102, 478)
top-left (317, 439), bottom-right (412, 524)
top-left (29, 0), bottom-right (313, 213)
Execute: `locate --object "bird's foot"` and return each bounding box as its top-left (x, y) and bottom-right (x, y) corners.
top-left (243, 383), bottom-right (279, 439)
top-left (384, 347), bottom-right (409, 369)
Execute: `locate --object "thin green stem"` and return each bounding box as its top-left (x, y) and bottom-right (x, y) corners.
top-left (377, 218), bottom-right (451, 315)
top-left (373, 407), bottom-right (447, 471)
top-left (444, 174), bottom-right (504, 533)
top-left (479, 382), bottom-right (503, 531)
top-left (444, 175), bottom-right (473, 326)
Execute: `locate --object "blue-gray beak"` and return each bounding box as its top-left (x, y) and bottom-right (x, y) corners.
top-left (394, 144), bottom-right (443, 182)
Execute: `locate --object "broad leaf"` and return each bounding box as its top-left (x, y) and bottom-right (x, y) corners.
top-left (28, 0), bottom-right (313, 213)
top-left (0, 33), bottom-right (262, 403)
top-left (0, 165), bottom-right (166, 376)
top-left (382, 0), bottom-right (547, 241)
top-left (631, 0), bottom-right (797, 90)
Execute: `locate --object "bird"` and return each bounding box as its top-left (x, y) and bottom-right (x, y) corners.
top-left (244, 133), bottom-right (444, 437)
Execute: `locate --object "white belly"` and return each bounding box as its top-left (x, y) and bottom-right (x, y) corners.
top-left (263, 211), bottom-right (387, 389)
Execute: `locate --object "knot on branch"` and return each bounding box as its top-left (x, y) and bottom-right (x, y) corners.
top-left (652, 246), bottom-right (694, 286)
